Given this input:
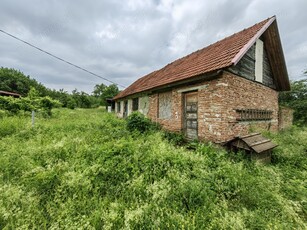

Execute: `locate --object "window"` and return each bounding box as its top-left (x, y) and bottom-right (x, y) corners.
top-left (117, 102), bottom-right (121, 112)
top-left (236, 109), bottom-right (272, 121)
top-left (158, 92), bottom-right (172, 119)
top-left (132, 98), bottom-right (139, 111)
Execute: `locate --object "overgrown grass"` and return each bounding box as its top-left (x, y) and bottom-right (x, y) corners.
top-left (0, 108), bottom-right (306, 229)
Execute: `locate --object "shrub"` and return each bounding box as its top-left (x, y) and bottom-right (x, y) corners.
top-left (0, 109), bottom-right (7, 118)
top-left (162, 131), bottom-right (186, 146)
top-left (0, 96), bottom-right (21, 114)
top-left (66, 97), bottom-right (77, 109)
top-left (126, 112), bottom-right (160, 133)
top-left (0, 95), bottom-right (61, 117)
top-left (0, 116), bottom-right (27, 138)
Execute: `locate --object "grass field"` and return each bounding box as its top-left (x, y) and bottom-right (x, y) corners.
top-left (0, 108), bottom-right (306, 229)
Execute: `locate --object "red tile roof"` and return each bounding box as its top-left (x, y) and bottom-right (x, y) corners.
top-left (114, 17), bottom-right (276, 100)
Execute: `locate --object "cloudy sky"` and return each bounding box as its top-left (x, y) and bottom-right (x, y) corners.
top-left (0, 0), bottom-right (306, 93)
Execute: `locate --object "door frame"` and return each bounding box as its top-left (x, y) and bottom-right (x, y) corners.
top-left (182, 91), bottom-right (199, 140)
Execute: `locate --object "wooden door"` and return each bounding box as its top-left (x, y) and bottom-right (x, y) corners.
top-left (183, 92), bottom-right (198, 140)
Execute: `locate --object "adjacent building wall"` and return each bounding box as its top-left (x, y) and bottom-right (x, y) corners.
top-left (116, 96), bottom-right (150, 117)
top-left (278, 107), bottom-right (293, 130)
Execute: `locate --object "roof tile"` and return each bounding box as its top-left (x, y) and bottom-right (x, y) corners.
top-left (114, 17), bottom-right (273, 99)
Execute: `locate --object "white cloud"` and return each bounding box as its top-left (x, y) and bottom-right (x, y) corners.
top-left (95, 25), bottom-right (118, 40)
top-left (0, 0), bottom-right (306, 93)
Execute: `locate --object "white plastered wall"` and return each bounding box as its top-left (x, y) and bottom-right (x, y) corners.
top-left (255, 39), bottom-right (264, 83)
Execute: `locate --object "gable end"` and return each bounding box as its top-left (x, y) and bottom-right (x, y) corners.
top-left (228, 39), bottom-right (276, 89)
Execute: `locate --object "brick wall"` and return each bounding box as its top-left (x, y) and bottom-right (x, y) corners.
top-left (197, 71), bottom-right (278, 142)
top-left (278, 107), bottom-right (293, 130)
top-left (146, 71), bottom-right (278, 142)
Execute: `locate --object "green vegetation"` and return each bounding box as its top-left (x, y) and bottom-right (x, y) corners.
top-left (93, 83), bottom-right (120, 106)
top-left (0, 67), bottom-right (119, 108)
top-left (0, 88), bottom-right (61, 117)
top-left (0, 67), bottom-right (47, 96)
top-left (279, 78), bottom-right (307, 125)
top-left (0, 108), bottom-right (306, 229)
top-left (126, 111), bottom-right (160, 133)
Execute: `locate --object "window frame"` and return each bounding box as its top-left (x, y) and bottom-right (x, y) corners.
top-left (132, 98), bottom-right (139, 111)
top-left (117, 101), bottom-right (121, 112)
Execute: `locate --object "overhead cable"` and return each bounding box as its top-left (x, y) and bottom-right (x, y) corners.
top-left (0, 29), bottom-right (126, 88)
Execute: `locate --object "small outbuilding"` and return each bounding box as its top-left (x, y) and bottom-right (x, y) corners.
top-left (226, 133), bottom-right (278, 163)
top-left (113, 16), bottom-right (290, 143)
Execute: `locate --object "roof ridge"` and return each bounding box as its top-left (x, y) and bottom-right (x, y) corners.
top-left (114, 16), bottom-right (276, 100)
top-left (159, 16), bottom-right (274, 72)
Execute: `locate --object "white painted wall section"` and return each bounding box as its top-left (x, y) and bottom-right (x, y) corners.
top-left (127, 99), bottom-right (132, 116)
top-left (255, 39), bottom-right (264, 83)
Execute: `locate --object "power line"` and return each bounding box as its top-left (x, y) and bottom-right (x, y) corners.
top-left (0, 29), bottom-right (126, 88)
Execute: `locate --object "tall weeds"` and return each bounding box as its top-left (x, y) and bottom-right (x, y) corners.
top-left (0, 108), bottom-right (306, 229)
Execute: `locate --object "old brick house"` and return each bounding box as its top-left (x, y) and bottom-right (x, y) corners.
top-left (113, 16), bottom-right (290, 143)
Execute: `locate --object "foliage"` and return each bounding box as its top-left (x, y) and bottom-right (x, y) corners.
top-left (162, 130), bottom-right (186, 146)
top-left (92, 83), bottom-right (119, 106)
top-left (0, 67), bottom-right (48, 96)
top-left (71, 89), bottom-right (93, 108)
top-left (0, 108), bottom-right (306, 229)
top-left (126, 111), bottom-right (160, 133)
top-left (0, 67), bottom-right (101, 109)
top-left (279, 79), bottom-right (307, 125)
top-left (0, 88), bottom-right (61, 117)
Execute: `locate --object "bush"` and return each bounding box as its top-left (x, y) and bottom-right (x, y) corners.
top-left (0, 108), bottom-right (306, 229)
top-left (126, 112), bottom-right (160, 133)
top-left (0, 116), bottom-right (27, 138)
top-left (0, 110), bottom-right (7, 118)
top-left (66, 97), bottom-right (77, 109)
top-left (162, 131), bottom-right (186, 146)
top-left (0, 95), bottom-right (61, 117)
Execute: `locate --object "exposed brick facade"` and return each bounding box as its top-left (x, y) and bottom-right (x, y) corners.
top-left (134, 71), bottom-right (279, 143)
top-left (114, 17), bottom-right (289, 143)
top-left (278, 107), bottom-right (293, 130)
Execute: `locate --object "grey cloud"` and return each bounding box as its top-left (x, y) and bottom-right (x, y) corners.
top-left (0, 0), bottom-right (306, 94)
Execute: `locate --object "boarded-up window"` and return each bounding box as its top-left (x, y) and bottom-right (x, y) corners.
top-left (139, 96), bottom-right (149, 115)
top-left (158, 92), bottom-right (172, 119)
top-left (132, 98), bottom-right (139, 111)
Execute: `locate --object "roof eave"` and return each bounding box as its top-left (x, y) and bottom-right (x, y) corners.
top-left (114, 70), bottom-right (223, 100)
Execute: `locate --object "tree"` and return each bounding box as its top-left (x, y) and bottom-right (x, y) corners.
top-left (92, 83), bottom-right (106, 97)
top-left (0, 67), bottom-right (102, 109)
top-left (279, 78), bottom-right (307, 125)
top-left (92, 83), bottom-right (119, 105)
top-left (0, 67), bottom-right (48, 96)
